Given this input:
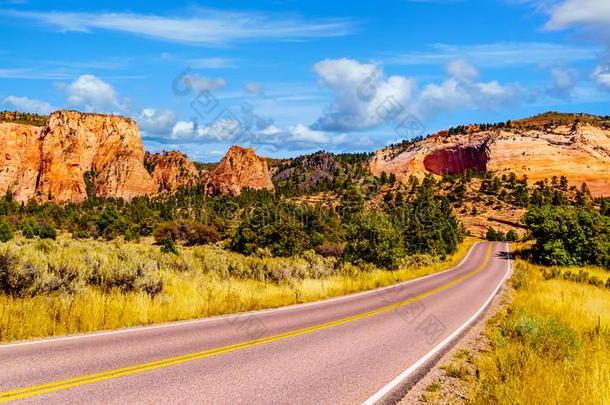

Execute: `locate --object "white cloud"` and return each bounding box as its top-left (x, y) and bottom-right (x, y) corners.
top-left (244, 82), bottom-right (264, 95)
top-left (188, 57), bottom-right (235, 69)
top-left (415, 60), bottom-right (523, 115)
top-left (544, 0), bottom-right (610, 30)
top-left (2, 9), bottom-right (355, 45)
top-left (313, 58), bottom-right (416, 131)
top-left (183, 74), bottom-right (226, 92)
top-left (592, 65), bottom-right (610, 90)
top-left (138, 108), bottom-right (177, 135)
top-left (2, 96), bottom-right (54, 114)
top-left (388, 42), bottom-right (598, 67)
top-left (312, 58), bottom-right (523, 132)
top-left (64, 74), bottom-right (124, 112)
top-left (446, 59), bottom-right (479, 82)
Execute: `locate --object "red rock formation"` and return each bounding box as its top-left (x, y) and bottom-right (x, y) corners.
top-left (1, 110), bottom-right (157, 204)
top-left (369, 114), bottom-right (610, 197)
top-left (36, 110), bottom-right (156, 203)
top-left (0, 123), bottom-right (43, 202)
top-left (423, 145), bottom-right (488, 175)
top-left (207, 146), bottom-right (274, 196)
top-left (145, 151), bottom-right (204, 193)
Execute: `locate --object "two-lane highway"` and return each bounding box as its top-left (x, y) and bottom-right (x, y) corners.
top-left (0, 242), bottom-right (512, 404)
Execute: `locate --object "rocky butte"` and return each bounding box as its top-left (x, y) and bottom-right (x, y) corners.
top-left (369, 113), bottom-right (610, 197)
top-left (207, 145), bottom-right (275, 196)
top-left (145, 151), bottom-right (206, 194)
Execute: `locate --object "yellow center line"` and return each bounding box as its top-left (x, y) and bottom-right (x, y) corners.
top-left (0, 244), bottom-right (493, 403)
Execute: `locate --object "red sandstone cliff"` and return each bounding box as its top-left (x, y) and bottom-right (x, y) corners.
top-left (207, 146), bottom-right (274, 196)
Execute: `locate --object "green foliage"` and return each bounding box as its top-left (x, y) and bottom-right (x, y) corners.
top-left (389, 176), bottom-right (463, 256)
top-left (506, 230), bottom-right (519, 242)
top-left (525, 205), bottom-right (610, 268)
top-left (486, 227), bottom-right (506, 241)
top-left (160, 233), bottom-right (179, 255)
top-left (230, 201), bottom-right (341, 257)
top-left (342, 210), bottom-right (404, 269)
top-left (0, 220), bottom-right (13, 242)
top-left (37, 225), bottom-right (57, 240)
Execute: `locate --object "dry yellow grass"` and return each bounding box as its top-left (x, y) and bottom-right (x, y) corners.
top-left (470, 259), bottom-right (610, 405)
top-left (0, 237), bottom-right (476, 342)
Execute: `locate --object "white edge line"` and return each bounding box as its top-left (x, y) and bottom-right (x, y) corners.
top-left (362, 242), bottom-right (513, 405)
top-left (0, 242), bottom-right (483, 349)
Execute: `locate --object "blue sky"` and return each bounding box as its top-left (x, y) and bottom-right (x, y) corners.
top-left (1, 0), bottom-right (609, 161)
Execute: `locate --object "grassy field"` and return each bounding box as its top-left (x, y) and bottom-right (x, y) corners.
top-left (0, 237), bottom-right (476, 342)
top-left (470, 257), bottom-right (610, 404)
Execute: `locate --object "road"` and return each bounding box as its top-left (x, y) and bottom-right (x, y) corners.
top-left (0, 242), bottom-right (511, 404)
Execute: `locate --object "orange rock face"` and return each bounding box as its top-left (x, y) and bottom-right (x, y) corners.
top-left (36, 110), bottom-right (157, 204)
top-left (369, 119), bottom-right (610, 197)
top-left (0, 110), bottom-right (157, 204)
top-left (145, 151), bottom-right (204, 193)
top-left (0, 123), bottom-right (43, 202)
top-left (207, 145), bottom-right (274, 196)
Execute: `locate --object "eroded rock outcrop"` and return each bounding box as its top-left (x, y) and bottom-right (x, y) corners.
top-left (423, 144), bottom-right (488, 175)
top-left (0, 123), bottom-right (43, 202)
top-left (369, 113), bottom-right (610, 196)
top-left (207, 145), bottom-right (274, 196)
top-left (145, 151), bottom-right (204, 193)
top-left (37, 111), bottom-right (157, 203)
top-left (0, 110), bottom-right (157, 203)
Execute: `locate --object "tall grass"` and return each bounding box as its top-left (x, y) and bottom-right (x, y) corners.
top-left (0, 237), bottom-right (476, 342)
top-left (470, 259), bottom-right (610, 404)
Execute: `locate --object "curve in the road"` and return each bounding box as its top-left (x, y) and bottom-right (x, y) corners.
top-left (0, 242), bottom-right (511, 404)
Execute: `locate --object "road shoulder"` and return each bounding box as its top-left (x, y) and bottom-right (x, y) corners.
top-left (397, 270), bottom-right (513, 404)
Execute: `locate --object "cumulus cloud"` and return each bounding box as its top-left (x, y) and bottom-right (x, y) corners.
top-left (2, 96), bottom-right (54, 114)
top-left (415, 59), bottom-right (524, 116)
top-left (544, 0), bottom-right (610, 31)
top-left (138, 108), bottom-right (177, 135)
top-left (446, 59), bottom-right (479, 82)
top-left (310, 58), bottom-right (524, 133)
top-left (313, 58), bottom-right (416, 131)
top-left (64, 74), bottom-right (125, 112)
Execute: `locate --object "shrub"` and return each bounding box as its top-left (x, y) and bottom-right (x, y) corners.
top-left (0, 220), bottom-right (13, 242)
top-left (153, 222), bottom-right (180, 244)
top-left (0, 250), bottom-right (37, 296)
top-left (506, 230), bottom-right (519, 242)
top-left (183, 221), bottom-right (221, 246)
top-left (316, 241), bottom-right (345, 258)
top-left (161, 233), bottom-right (179, 255)
top-left (37, 225), bottom-right (57, 240)
top-left (486, 227), bottom-right (506, 241)
top-left (21, 219), bottom-right (39, 239)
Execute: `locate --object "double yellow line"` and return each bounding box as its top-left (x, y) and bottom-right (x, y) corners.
top-left (0, 244), bottom-right (492, 402)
